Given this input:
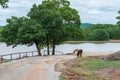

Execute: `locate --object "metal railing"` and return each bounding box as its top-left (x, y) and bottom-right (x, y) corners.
top-left (0, 51), bottom-right (38, 63)
top-left (0, 50), bottom-right (64, 63)
top-left (43, 50), bottom-right (64, 56)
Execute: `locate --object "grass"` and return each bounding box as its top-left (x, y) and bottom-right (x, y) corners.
top-left (84, 60), bottom-right (120, 70)
top-left (69, 65), bottom-right (103, 80)
top-left (70, 67), bottom-right (93, 76)
top-left (60, 57), bottom-right (120, 80)
top-left (59, 78), bottom-right (65, 80)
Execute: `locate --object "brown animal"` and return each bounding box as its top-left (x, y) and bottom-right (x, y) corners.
top-left (73, 49), bottom-right (83, 57)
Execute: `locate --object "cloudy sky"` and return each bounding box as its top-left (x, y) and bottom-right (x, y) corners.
top-left (0, 0), bottom-right (120, 26)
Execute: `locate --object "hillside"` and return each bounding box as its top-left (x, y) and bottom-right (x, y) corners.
top-left (80, 23), bottom-right (94, 28)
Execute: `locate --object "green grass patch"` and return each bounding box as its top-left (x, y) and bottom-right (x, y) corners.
top-left (59, 78), bottom-right (65, 80)
top-left (71, 67), bottom-right (93, 76)
top-left (84, 60), bottom-right (120, 70)
top-left (70, 67), bottom-right (103, 80)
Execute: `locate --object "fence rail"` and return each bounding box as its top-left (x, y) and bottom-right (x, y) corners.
top-left (43, 50), bottom-right (64, 55)
top-left (0, 50), bottom-right (64, 63)
top-left (0, 51), bottom-right (38, 63)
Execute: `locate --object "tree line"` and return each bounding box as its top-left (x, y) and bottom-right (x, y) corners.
top-left (83, 24), bottom-right (120, 41)
top-left (83, 10), bottom-right (120, 41)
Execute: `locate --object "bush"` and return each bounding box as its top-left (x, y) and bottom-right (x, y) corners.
top-left (87, 29), bottom-right (109, 41)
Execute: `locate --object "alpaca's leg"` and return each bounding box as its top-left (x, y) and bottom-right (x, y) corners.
top-left (80, 53), bottom-right (82, 57)
top-left (77, 53), bottom-right (79, 57)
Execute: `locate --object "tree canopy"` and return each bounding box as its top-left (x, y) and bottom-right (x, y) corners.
top-left (28, 0), bottom-right (82, 55)
top-left (1, 0), bottom-right (82, 55)
top-left (1, 16), bottom-right (46, 56)
top-left (0, 0), bottom-right (8, 8)
top-left (84, 24), bottom-right (120, 40)
top-left (117, 10), bottom-right (120, 27)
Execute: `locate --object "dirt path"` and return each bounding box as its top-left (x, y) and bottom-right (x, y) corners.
top-left (0, 55), bottom-right (75, 80)
top-left (0, 52), bottom-right (114, 80)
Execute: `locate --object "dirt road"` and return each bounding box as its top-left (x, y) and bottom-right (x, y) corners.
top-left (0, 55), bottom-right (75, 80)
top-left (0, 51), bottom-right (114, 80)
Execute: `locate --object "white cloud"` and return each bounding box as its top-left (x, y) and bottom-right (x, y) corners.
top-left (69, 0), bottom-right (120, 24)
top-left (88, 9), bottom-right (103, 14)
top-left (0, 0), bottom-right (120, 26)
top-left (0, 0), bottom-right (42, 25)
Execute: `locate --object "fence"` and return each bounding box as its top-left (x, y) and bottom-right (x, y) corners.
top-left (0, 51), bottom-right (38, 63)
top-left (43, 50), bottom-right (64, 55)
top-left (0, 50), bottom-right (64, 63)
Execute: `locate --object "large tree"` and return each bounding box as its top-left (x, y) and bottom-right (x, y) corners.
top-left (117, 10), bottom-right (120, 27)
top-left (28, 0), bottom-right (81, 55)
top-left (1, 16), bottom-right (46, 56)
top-left (0, 0), bottom-right (8, 8)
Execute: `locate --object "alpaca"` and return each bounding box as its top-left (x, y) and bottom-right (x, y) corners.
top-left (73, 49), bottom-right (83, 57)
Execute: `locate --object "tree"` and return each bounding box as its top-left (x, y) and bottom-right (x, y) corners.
top-left (0, 0), bottom-right (8, 8)
top-left (0, 27), bottom-right (3, 41)
top-left (117, 10), bottom-right (120, 28)
top-left (109, 27), bottom-right (120, 39)
top-left (1, 16), bottom-right (46, 56)
top-left (66, 26), bottom-right (85, 41)
top-left (86, 29), bottom-right (109, 41)
top-left (59, 6), bottom-right (81, 28)
top-left (28, 0), bottom-right (82, 55)
top-left (84, 24), bottom-right (120, 40)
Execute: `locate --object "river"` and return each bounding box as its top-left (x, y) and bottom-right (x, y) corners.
top-left (0, 42), bottom-right (120, 55)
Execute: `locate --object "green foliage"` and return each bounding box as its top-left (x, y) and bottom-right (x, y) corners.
top-left (66, 26), bottom-right (85, 41)
top-left (1, 0), bottom-right (82, 55)
top-left (59, 6), bottom-right (81, 28)
top-left (84, 24), bottom-right (120, 40)
top-left (108, 27), bottom-right (120, 39)
top-left (87, 29), bottom-right (109, 41)
top-left (28, 0), bottom-right (82, 55)
top-left (0, 27), bottom-right (3, 41)
top-left (1, 16), bottom-right (46, 56)
top-left (117, 10), bottom-right (120, 27)
top-left (0, 0), bottom-right (8, 8)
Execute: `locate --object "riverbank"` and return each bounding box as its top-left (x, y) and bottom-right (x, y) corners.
top-left (65, 39), bottom-right (120, 44)
top-left (59, 51), bottom-right (120, 80)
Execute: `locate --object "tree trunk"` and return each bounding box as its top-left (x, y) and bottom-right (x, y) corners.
top-left (46, 35), bottom-right (50, 55)
top-left (52, 39), bottom-right (55, 55)
top-left (35, 41), bottom-right (42, 56)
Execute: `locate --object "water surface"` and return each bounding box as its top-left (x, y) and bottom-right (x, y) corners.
top-left (0, 43), bottom-right (120, 55)
top-left (55, 43), bottom-right (120, 53)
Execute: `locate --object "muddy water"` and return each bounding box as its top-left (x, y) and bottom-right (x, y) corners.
top-left (0, 42), bottom-right (120, 55)
top-left (55, 43), bottom-right (120, 53)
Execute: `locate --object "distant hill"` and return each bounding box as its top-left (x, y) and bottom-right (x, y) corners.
top-left (80, 23), bottom-right (94, 28)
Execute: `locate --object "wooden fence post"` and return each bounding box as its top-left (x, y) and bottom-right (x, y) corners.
top-left (26, 52), bottom-right (27, 57)
top-left (1, 56), bottom-right (3, 63)
top-left (32, 52), bottom-right (34, 57)
top-left (10, 54), bottom-right (12, 60)
top-left (43, 50), bottom-right (45, 56)
top-left (19, 53), bottom-right (21, 59)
